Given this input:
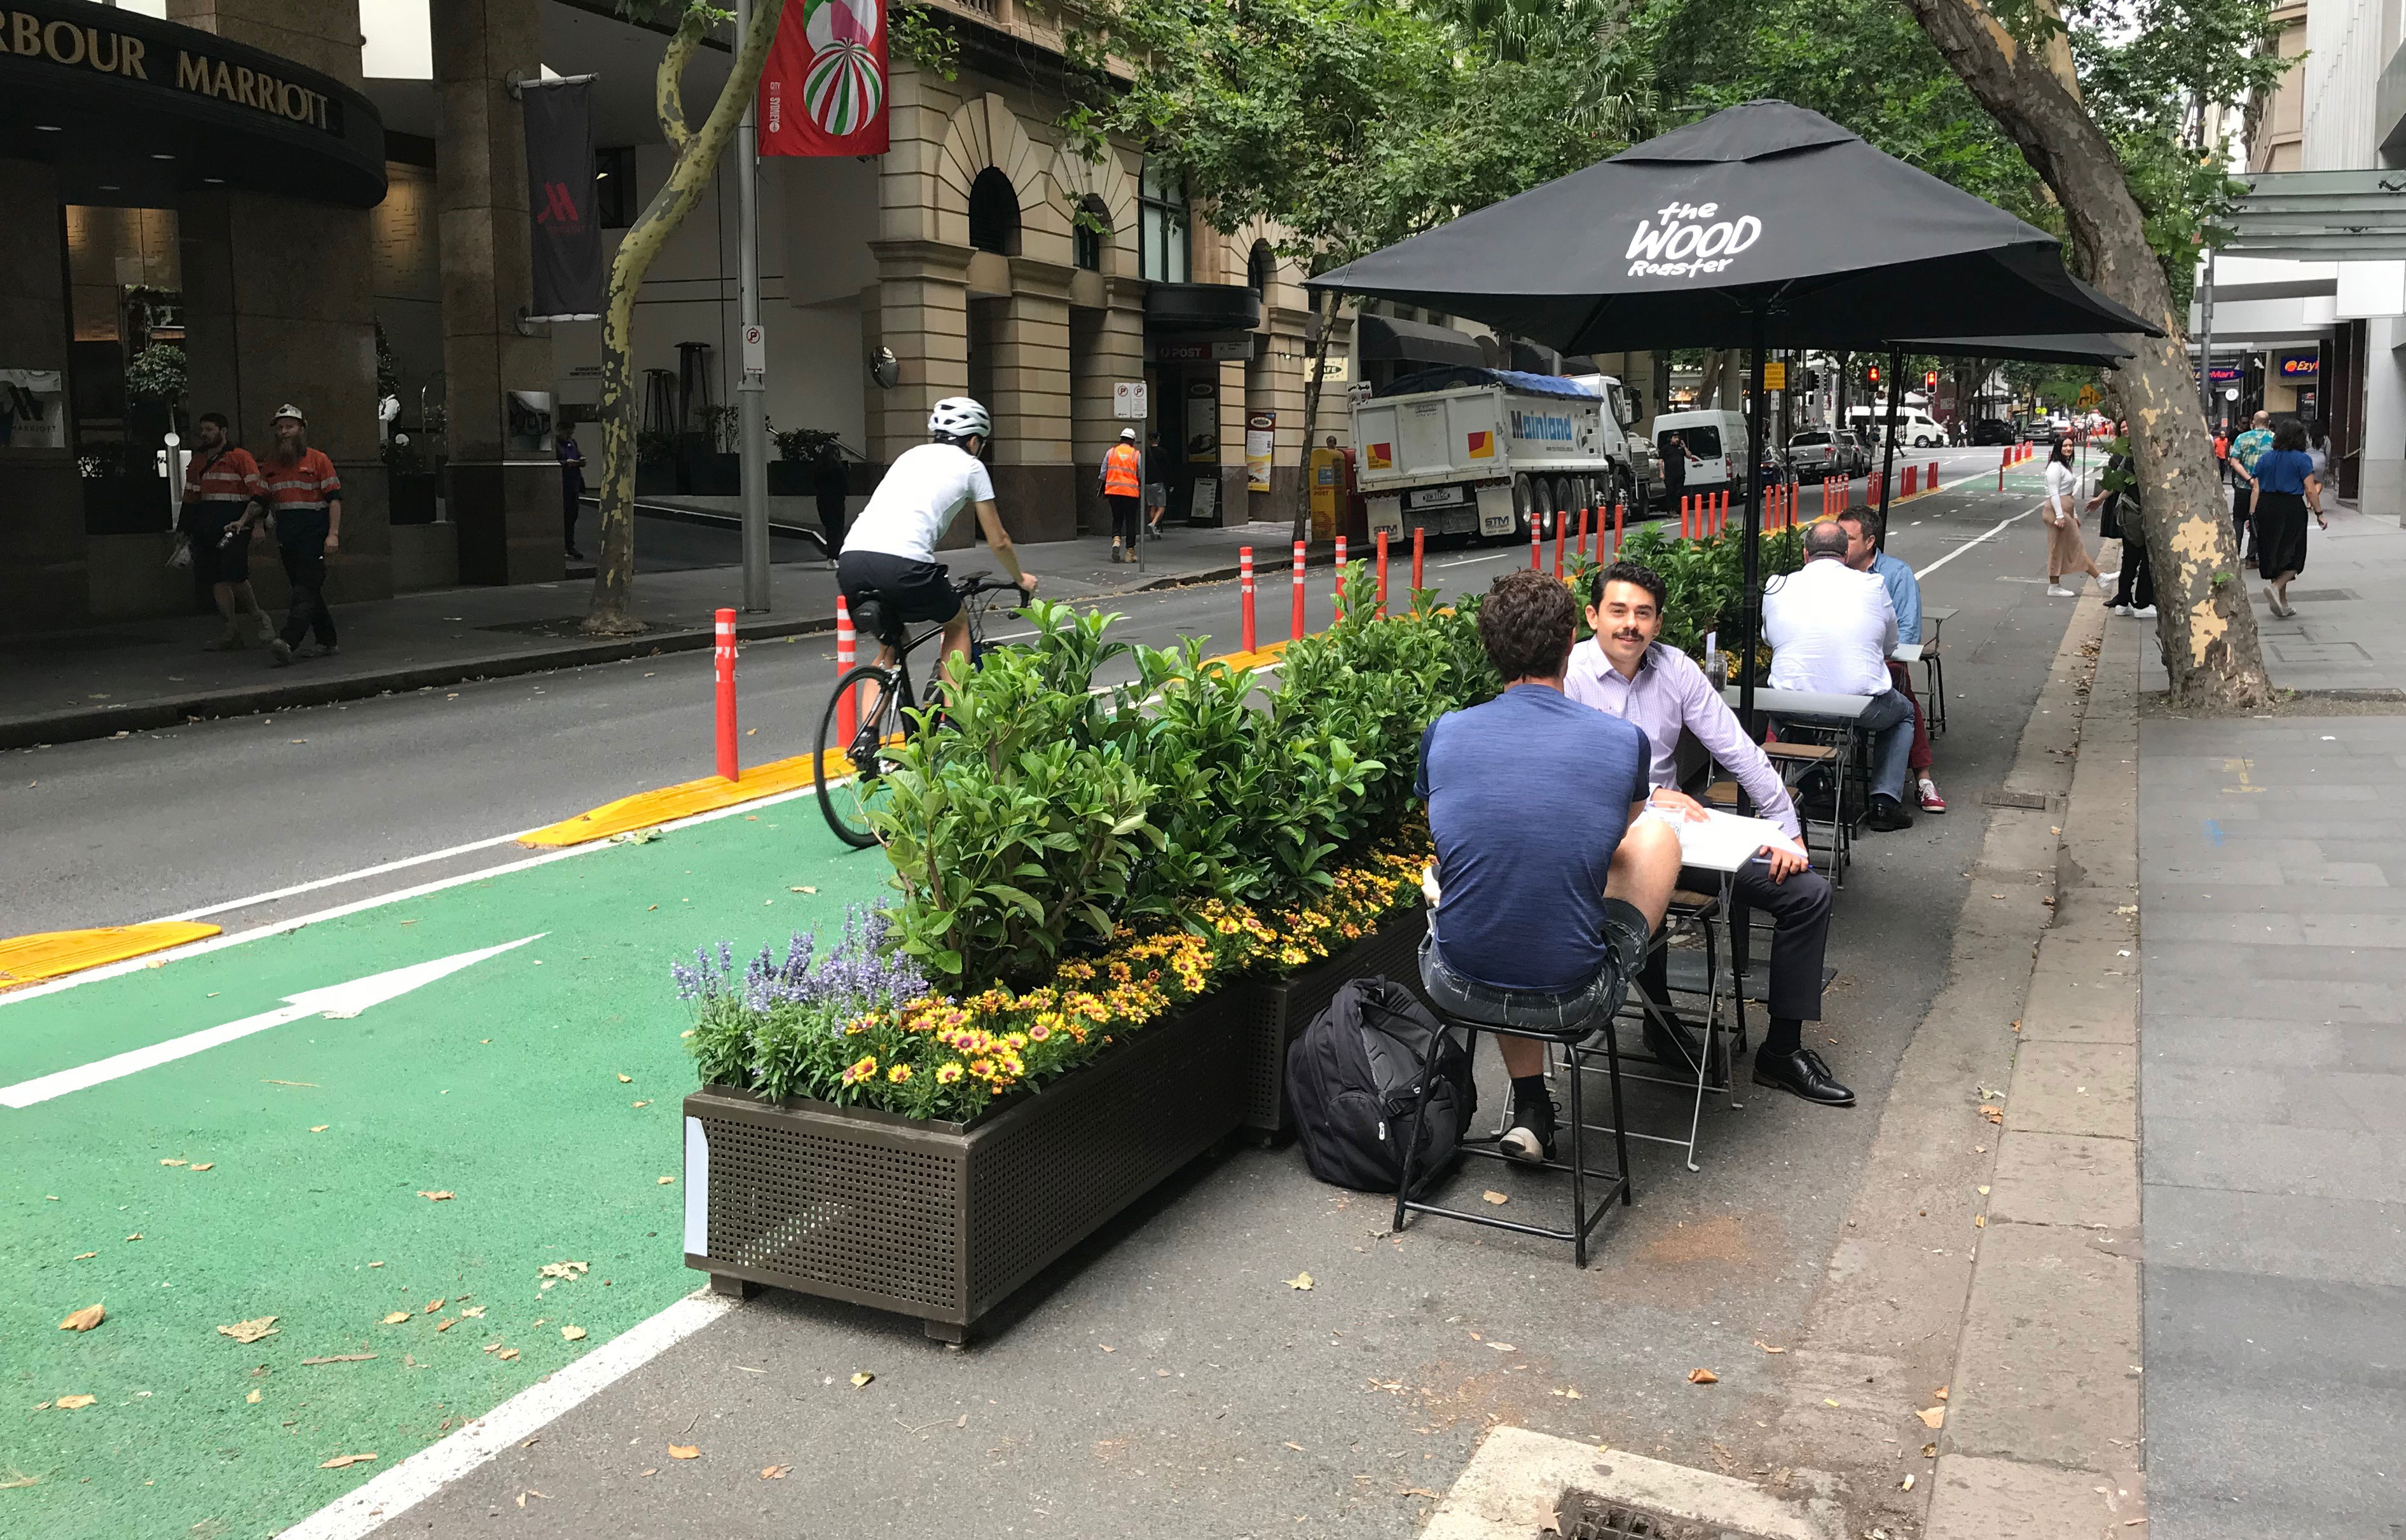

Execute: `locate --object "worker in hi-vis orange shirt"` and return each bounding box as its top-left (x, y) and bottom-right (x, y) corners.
top-left (1103, 426), bottom-right (1144, 563)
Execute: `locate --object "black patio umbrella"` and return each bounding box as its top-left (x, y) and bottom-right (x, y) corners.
top-left (1309, 100), bottom-right (2161, 723)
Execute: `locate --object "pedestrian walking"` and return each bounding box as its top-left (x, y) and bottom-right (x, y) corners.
top-left (1101, 426), bottom-right (1143, 562)
top-left (175, 411), bottom-right (275, 650)
top-left (558, 424), bottom-right (588, 560)
top-left (2091, 423), bottom-right (2154, 619)
top-left (1144, 430), bottom-right (1169, 539)
top-left (1660, 430), bottom-right (1693, 512)
top-left (2227, 409), bottom-right (2274, 569)
top-left (2042, 438), bottom-right (2110, 597)
top-left (2251, 416), bottom-right (2326, 618)
top-left (2306, 417), bottom-right (2332, 483)
top-left (247, 404), bottom-right (342, 665)
top-left (812, 443), bottom-right (849, 566)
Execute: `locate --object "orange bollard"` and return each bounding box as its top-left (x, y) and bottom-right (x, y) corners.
top-left (1680, 495), bottom-right (1691, 540)
top-left (1412, 525), bottom-right (1425, 591)
top-left (834, 595), bottom-right (857, 755)
top-left (1239, 545), bottom-right (1256, 654)
top-left (1928, 458), bottom-right (1939, 492)
top-left (1334, 535), bottom-right (1347, 616)
top-left (1903, 465), bottom-right (1918, 498)
top-left (1578, 506), bottom-right (1590, 562)
top-left (1553, 512), bottom-right (1564, 579)
top-left (1613, 500), bottom-right (1625, 554)
top-left (1530, 512), bottom-right (1542, 570)
top-left (1375, 529), bottom-right (1389, 616)
top-left (1291, 539), bottom-right (1306, 641)
top-left (714, 608), bottom-right (739, 783)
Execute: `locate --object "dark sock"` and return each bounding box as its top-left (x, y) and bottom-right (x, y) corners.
top-left (1764, 1017), bottom-right (1803, 1057)
top-left (1509, 1074), bottom-right (1549, 1118)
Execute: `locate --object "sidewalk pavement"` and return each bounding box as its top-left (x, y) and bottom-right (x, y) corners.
top-left (2131, 502), bottom-right (2406, 1537)
top-left (0, 519), bottom-right (1309, 750)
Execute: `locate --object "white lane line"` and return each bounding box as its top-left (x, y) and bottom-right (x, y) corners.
top-left (0, 782), bottom-right (833, 1009)
top-left (160, 829), bottom-right (535, 922)
top-left (277, 1289), bottom-right (738, 1540)
top-left (1, 935), bottom-right (544, 1108)
top-left (1914, 502), bottom-right (2042, 582)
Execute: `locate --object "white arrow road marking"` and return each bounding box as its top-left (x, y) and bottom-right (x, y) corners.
top-left (0, 934), bottom-right (544, 1109)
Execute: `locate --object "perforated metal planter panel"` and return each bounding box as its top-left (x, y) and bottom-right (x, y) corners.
top-left (684, 1000), bottom-right (1246, 1335)
top-left (1237, 907), bottom-right (1429, 1135)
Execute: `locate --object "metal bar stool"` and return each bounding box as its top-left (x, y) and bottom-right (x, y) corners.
top-left (1920, 607), bottom-right (1956, 736)
top-left (1391, 954), bottom-right (1635, 1270)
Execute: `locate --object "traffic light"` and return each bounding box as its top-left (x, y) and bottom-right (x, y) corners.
top-left (1867, 365), bottom-right (1881, 385)
top-left (1805, 369), bottom-right (1822, 392)
top-left (1925, 369), bottom-right (1938, 388)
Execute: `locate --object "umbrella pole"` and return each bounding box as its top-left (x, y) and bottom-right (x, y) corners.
top-left (1876, 345), bottom-right (1904, 551)
top-left (1738, 305), bottom-right (1768, 736)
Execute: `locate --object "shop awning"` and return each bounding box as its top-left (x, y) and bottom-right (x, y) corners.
top-left (1356, 314), bottom-right (1488, 368)
top-left (0, 0), bottom-right (386, 208)
top-left (2220, 170), bottom-right (2406, 261)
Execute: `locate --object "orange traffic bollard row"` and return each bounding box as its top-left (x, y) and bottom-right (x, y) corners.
top-left (1291, 539), bottom-right (1307, 642)
top-left (1375, 529), bottom-right (1389, 615)
top-left (715, 607), bottom-right (739, 783)
top-left (834, 595), bottom-right (857, 755)
top-left (1239, 545), bottom-right (1256, 654)
top-left (1412, 525), bottom-right (1426, 591)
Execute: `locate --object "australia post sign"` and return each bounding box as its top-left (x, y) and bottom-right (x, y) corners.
top-left (1625, 200), bottom-right (1763, 279)
top-left (760, 0), bottom-right (889, 157)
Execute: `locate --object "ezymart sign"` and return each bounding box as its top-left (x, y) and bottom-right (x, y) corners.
top-left (1626, 202), bottom-right (1763, 278)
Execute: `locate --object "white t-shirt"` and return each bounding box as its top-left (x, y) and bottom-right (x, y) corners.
top-left (2044, 459), bottom-right (2080, 523)
top-left (842, 443), bottom-right (995, 563)
top-left (1763, 556), bottom-right (1900, 698)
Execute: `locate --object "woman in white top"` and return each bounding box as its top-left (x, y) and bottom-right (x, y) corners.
top-left (2042, 439), bottom-right (2110, 597)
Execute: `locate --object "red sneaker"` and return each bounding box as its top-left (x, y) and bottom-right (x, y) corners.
top-left (1918, 778), bottom-right (1948, 814)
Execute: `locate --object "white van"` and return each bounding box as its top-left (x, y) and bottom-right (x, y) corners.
top-left (1846, 405), bottom-right (1947, 448)
top-left (1653, 409), bottom-right (1750, 498)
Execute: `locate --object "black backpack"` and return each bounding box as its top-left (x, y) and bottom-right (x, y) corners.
top-left (1286, 977), bottom-right (1478, 1193)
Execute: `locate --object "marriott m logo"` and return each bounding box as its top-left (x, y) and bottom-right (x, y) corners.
top-left (534, 181), bottom-right (584, 228)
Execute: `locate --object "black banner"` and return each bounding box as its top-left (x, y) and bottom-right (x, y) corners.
top-left (521, 78), bottom-right (600, 321)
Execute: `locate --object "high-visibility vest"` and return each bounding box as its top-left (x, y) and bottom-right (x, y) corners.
top-left (261, 448), bottom-right (342, 513)
top-left (183, 446), bottom-right (266, 506)
top-left (1103, 442), bottom-right (1142, 497)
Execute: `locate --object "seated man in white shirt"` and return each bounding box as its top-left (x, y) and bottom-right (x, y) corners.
top-left (1761, 519), bottom-right (1917, 832)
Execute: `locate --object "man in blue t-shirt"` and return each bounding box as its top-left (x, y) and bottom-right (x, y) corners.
top-left (1415, 569), bottom-right (1684, 1162)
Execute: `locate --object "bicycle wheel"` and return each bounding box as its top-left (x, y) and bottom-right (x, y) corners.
top-left (815, 663), bottom-right (907, 849)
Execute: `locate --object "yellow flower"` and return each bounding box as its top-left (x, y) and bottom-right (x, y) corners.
top-left (841, 1054), bottom-right (878, 1086)
top-left (886, 1063), bottom-right (913, 1084)
top-left (936, 1062), bottom-right (965, 1084)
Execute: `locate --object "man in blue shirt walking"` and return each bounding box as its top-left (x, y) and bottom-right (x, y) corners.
top-left (1416, 570), bottom-right (1684, 1162)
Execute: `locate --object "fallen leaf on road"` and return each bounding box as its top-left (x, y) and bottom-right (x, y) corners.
top-left (1981, 1107), bottom-right (2004, 1124)
top-left (1488, 1343), bottom-right (1516, 1352)
top-left (791, 886), bottom-right (817, 894)
top-left (425, 1299), bottom-right (445, 1314)
top-left (1285, 1272), bottom-right (1314, 1290)
top-left (319, 1454), bottom-right (376, 1469)
top-left (1934, 1385), bottom-right (1949, 1400)
top-left (850, 1372), bottom-right (873, 1388)
top-left (561, 1326), bottom-right (586, 1342)
top-left (760, 1464), bottom-right (792, 1479)
top-left (310, 1125), bottom-right (329, 1133)
top-left (633, 1101), bottom-right (649, 1108)
top-left (1098, 1345), bottom-right (1115, 1352)
top-left (160, 1158), bottom-right (187, 1167)
top-left (668, 1445), bottom-right (699, 1460)
top-left (1481, 1190), bottom-right (1510, 1206)
top-left (217, 1317), bottom-right (278, 1344)
top-left (496, 1348), bottom-right (518, 1360)
top-left (461, 1306), bottom-right (486, 1318)
top-left (300, 1354), bottom-right (376, 1365)
top-left (125, 1234), bottom-right (141, 1242)
top-left (1284, 1442), bottom-right (1306, 1452)
top-left (658, 1176), bottom-right (675, 1185)
top-left (1550, 1387), bottom-right (1582, 1399)
top-left (434, 1318), bottom-right (457, 1333)
top-left (1974, 1215), bottom-right (1986, 1228)
top-left (1917, 1406), bottom-right (1946, 1429)
top-left (58, 1304), bottom-right (104, 1332)
top-left (247, 1389), bottom-right (262, 1404)
top-left (73, 1253), bottom-right (95, 1260)
top-left (416, 1191), bottom-right (454, 1202)
top-left (539, 1261), bottom-right (589, 1281)
top-left (0, 1473), bottom-right (39, 1489)
top-left (618, 1074), bottom-right (633, 1083)
top-left (55, 1395), bottom-right (97, 1410)
top-left (1687, 1369), bottom-right (1718, 1384)
top-left (1754, 1340), bottom-right (1786, 1354)
top-left (189, 1163), bottom-right (214, 1171)
top-left (383, 1312), bottom-right (411, 1324)
top-left (1922, 1443), bottom-right (1937, 1458)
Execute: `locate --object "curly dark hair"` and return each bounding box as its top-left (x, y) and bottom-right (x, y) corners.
top-left (2272, 416), bottom-right (2309, 453)
top-left (1586, 560), bottom-right (1667, 613)
top-left (1477, 570), bottom-right (1578, 682)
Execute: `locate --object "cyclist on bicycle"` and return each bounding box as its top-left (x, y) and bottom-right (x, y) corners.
top-left (835, 397), bottom-right (1037, 743)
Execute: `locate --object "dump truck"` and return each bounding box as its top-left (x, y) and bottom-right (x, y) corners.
top-left (1352, 367), bottom-right (1654, 544)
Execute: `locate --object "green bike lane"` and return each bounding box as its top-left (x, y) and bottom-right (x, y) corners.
top-left (1, 803), bottom-right (891, 1537)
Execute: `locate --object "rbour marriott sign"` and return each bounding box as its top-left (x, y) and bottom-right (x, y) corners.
top-left (4, 6), bottom-right (341, 132)
top-left (0, 0), bottom-right (383, 207)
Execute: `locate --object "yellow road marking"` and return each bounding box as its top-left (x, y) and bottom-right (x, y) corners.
top-left (0, 923), bottom-right (223, 991)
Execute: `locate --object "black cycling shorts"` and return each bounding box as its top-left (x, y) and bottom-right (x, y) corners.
top-left (837, 550), bottom-right (959, 647)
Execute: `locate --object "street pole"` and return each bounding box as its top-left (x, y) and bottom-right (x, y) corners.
top-left (734, 0), bottom-right (771, 612)
top-left (1875, 344), bottom-right (1904, 549)
top-left (1736, 305), bottom-right (1769, 736)
top-left (2197, 247), bottom-right (2216, 423)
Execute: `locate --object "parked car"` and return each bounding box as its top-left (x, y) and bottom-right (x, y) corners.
top-left (1832, 429), bottom-right (1872, 476)
top-left (1967, 416), bottom-right (2015, 446)
top-left (1785, 429), bottom-right (1846, 481)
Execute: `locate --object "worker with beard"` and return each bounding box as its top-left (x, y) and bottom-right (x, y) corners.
top-left (1563, 559), bottom-right (1848, 1108)
top-left (239, 403), bottom-right (343, 665)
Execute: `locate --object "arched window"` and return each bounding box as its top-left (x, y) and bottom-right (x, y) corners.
top-left (1139, 158), bottom-right (1189, 283)
top-left (1247, 240), bottom-right (1275, 297)
top-left (968, 167), bottom-right (1020, 256)
top-left (1073, 195), bottom-right (1110, 273)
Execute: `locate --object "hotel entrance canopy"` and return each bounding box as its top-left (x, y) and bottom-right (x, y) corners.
top-left (0, 0), bottom-right (386, 208)
top-left (2220, 170), bottom-right (2406, 262)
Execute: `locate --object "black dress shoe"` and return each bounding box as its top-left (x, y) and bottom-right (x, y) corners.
top-left (1866, 794), bottom-right (1915, 832)
top-left (1752, 1047), bottom-right (1855, 1106)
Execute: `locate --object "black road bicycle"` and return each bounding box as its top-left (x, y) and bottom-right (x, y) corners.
top-left (814, 570), bottom-right (1026, 849)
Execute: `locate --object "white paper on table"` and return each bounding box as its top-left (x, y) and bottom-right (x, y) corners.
top-left (1646, 806), bottom-right (1808, 870)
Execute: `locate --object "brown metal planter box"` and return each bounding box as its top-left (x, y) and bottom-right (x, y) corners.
top-left (1235, 904), bottom-right (1429, 1138)
top-left (681, 1000), bottom-right (1242, 1342)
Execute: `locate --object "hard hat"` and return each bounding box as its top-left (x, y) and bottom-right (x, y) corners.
top-left (272, 403), bottom-right (307, 425)
top-left (1119, 427), bottom-right (1138, 441)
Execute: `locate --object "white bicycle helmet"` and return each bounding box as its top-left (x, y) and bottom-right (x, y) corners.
top-left (927, 396), bottom-right (991, 442)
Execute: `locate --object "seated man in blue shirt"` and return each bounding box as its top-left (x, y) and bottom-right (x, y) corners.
top-left (1836, 504), bottom-right (1945, 816)
top-left (1415, 570), bottom-right (1684, 1163)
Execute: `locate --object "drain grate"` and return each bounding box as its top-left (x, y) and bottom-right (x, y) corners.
top-left (1566, 1497), bottom-right (1721, 1539)
top-left (2283, 588), bottom-right (2358, 603)
top-left (1981, 788), bottom-right (2049, 809)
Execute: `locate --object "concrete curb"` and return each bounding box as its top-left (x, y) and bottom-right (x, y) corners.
top-left (1424, 1426), bottom-right (1845, 1540)
top-left (0, 612), bottom-right (841, 753)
